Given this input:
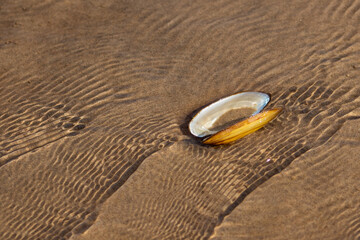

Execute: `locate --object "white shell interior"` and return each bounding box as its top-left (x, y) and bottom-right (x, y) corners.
top-left (189, 92), bottom-right (270, 137)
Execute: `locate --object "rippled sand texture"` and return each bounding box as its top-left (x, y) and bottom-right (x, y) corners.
top-left (0, 0), bottom-right (360, 239)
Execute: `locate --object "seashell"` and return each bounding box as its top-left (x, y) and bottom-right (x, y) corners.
top-left (189, 92), bottom-right (281, 145)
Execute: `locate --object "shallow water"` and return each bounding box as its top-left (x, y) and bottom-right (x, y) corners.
top-left (0, 0), bottom-right (360, 239)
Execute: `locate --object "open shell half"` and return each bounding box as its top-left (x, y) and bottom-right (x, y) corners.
top-left (189, 92), bottom-right (281, 145)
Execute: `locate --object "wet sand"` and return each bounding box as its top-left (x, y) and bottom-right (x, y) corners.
top-left (0, 0), bottom-right (360, 239)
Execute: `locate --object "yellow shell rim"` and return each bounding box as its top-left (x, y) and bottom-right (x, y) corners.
top-left (202, 108), bottom-right (282, 145)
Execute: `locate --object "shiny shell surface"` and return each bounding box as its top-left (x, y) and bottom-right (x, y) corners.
top-left (189, 92), bottom-right (270, 138)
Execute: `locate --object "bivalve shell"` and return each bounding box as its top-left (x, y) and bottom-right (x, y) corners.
top-left (189, 92), bottom-right (281, 145)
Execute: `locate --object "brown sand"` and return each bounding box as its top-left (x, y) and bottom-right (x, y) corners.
top-left (0, 0), bottom-right (359, 239)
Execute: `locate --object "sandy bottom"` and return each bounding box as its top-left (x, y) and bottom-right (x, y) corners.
top-left (0, 0), bottom-right (360, 239)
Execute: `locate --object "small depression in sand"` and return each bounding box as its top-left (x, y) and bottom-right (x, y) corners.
top-left (209, 107), bottom-right (255, 132)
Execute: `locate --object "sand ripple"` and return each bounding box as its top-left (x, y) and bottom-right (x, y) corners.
top-left (0, 0), bottom-right (360, 239)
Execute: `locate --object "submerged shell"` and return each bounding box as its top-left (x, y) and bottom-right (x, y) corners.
top-left (188, 92), bottom-right (281, 145)
top-left (189, 92), bottom-right (270, 138)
